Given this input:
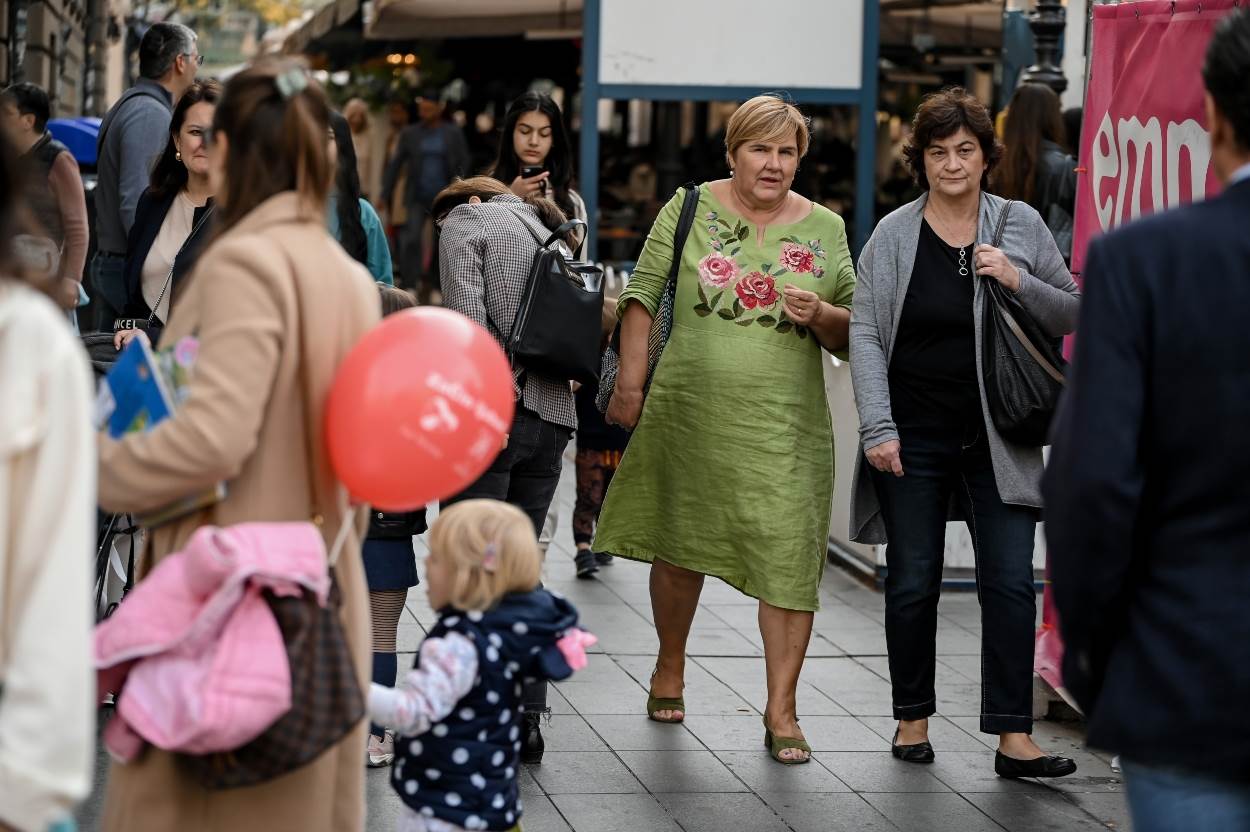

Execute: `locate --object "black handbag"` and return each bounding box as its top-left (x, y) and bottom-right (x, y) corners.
top-left (596, 184), bottom-right (702, 416)
top-left (981, 200), bottom-right (1068, 446)
top-left (504, 214), bottom-right (605, 385)
top-left (368, 508), bottom-right (428, 539)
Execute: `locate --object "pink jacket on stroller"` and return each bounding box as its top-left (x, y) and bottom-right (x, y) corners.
top-left (94, 522), bottom-right (330, 762)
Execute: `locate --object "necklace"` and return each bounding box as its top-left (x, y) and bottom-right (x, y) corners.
top-left (926, 210), bottom-right (976, 277)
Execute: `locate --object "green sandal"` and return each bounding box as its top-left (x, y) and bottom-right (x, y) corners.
top-left (646, 669), bottom-right (685, 723)
top-left (763, 717), bottom-right (811, 765)
top-left (646, 692), bottom-right (686, 723)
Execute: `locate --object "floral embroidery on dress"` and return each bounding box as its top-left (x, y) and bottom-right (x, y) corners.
top-left (693, 209), bottom-right (829, 339)
top-left (697, 251), bottom-right (739, 288)
top-left (734, 272), bottom-right (779, 309)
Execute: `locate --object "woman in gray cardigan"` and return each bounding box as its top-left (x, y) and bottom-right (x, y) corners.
top-left (849, 88), bottom-right (1079, 779)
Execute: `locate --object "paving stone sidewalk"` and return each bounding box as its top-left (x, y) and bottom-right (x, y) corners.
top-left (367, 460), bottom-right (1131, 832)
top-left (80, 455), bottom-right (1130, 831)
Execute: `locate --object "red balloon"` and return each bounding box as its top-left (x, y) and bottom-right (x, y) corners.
top-left (325, 307), bottom-right (515, 511)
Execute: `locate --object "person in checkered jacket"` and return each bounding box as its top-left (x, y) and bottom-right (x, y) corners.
top-left (432, 176), bottom-right (580, 764)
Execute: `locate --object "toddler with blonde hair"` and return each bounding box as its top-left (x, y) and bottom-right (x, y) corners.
top-left (369, 500), bottom-right (594, 832)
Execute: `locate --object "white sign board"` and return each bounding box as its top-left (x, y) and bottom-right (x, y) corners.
top-left (599, 0), bottom-right (864, 90)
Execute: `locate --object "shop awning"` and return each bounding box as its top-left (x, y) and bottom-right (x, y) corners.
top-left (365, 0), bottom-right (582, 41)
top-left (282, 0), bottom-right (363, 54)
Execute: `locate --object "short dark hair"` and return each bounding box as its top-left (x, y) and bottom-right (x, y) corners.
top-left (1203, 9), bottom-right (1250, 153)
top-left (903, 87), bottom-right (1003, 191)
top-left (1, 82), bottom-right (51, 132)
top-left (138, 22), bottom-right (196, 80)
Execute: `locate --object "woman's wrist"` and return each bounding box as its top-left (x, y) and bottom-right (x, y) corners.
top-left (613, 381), bottom-right (644, 399)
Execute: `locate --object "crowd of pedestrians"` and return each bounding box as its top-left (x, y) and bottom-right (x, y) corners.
top-left (0, 7), bottom-right (1248, 832)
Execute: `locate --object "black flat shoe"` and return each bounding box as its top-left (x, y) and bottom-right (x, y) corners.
top-left (574, 548), bottom-right (599, 579)
top-left (521, 712), bottom-right (545, 764)
top-left (891, 729), bottom-right (935, 764)
top-left (994, 751), bottom-right (1077, 779)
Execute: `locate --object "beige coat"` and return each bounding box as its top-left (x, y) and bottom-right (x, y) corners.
top-left (97, 193), bottom-right (381, 832)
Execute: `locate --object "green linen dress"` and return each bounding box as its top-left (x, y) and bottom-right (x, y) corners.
top-left (593, 185), bottom-right (856, 611)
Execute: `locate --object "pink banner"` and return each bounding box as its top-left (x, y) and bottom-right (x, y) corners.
top-left (1039, 0), bottom-right (1235, 702)
top-left (1071, 0), bottom-right (1237, 276)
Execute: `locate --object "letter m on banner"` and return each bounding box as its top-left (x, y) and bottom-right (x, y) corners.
top-left (1072, 0), bottom-right (1240, 278)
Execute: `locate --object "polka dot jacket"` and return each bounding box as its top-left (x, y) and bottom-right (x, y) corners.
top-left (379, 589), bottom-right (581, 831)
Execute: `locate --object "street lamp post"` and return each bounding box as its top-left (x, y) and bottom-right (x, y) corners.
top-left (1021, 0), bottom-right (1068, 93)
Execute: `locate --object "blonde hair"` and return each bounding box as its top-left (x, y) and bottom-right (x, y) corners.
top-left (428, 500), bottom-right (542, 612)
top-left (724, 94), bottom-right (811, 166)
top-left (343, 97), bottom-right (370, 129)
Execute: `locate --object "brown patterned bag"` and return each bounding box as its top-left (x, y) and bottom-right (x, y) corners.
top-left (179, 571), bottom-right (364, 789)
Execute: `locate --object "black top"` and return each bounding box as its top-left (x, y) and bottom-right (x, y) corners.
top-left (120, 188), bottom-right (215, 327)
top-left (888, 220), bottom-right (980, 429)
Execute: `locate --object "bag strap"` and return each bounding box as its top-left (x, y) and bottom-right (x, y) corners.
top-left (147, 204), bottom-right (215, 326)
top-left (666, 184), bottom-right (702, 291)
top-left (97, 84), bottom-right (168, 160)
top-left (985, 200), bottom-right (1066, 387)
top-left (504, 205), bottom-right (587, 259)
top-left (284, 245), bottom-right (354, 568)
top-left (991, 199), bottom-right (1013, 249)
top-left (544, 219), bottom-right (588, 259)
top-left (992, 301), bottom-right (1066, 385)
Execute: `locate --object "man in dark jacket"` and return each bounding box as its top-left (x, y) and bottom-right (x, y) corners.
top-left (379, 91), bottom-right (469, 302)
top-left (90, 21), bottom-right (198, 331)
top-left (1044, 10), bottom-right (1250, 831)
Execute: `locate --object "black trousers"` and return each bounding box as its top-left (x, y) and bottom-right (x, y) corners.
top-left (870, 422), bottom-right (1038, 735)
top-left (443, 408), bottom-right (570, 712)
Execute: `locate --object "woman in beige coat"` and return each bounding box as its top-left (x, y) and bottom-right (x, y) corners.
top-left (96, 59), bottom-right (380, 831)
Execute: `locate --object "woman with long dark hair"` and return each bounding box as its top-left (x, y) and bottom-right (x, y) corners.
top-left (114, 79), bottom-right (221, 349)
top-left (995, 83), bottom-right (1077, 262)
top-left (328, 110), bottom-right (392, 284)
top-left (489, 92), bottom-right (586, 231)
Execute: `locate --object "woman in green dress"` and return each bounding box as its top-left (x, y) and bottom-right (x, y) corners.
top-left (596, 95), bottom-right (856, 764)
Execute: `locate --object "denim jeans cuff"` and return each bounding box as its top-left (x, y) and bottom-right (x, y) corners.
top-left (980, 714), bottom-right (1032, 734)
top-left (893, 699), bottom-right (937, 721)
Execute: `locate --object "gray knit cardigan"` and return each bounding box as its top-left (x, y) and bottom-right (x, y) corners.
top-left (848, 192), bottom-right (1080, 544)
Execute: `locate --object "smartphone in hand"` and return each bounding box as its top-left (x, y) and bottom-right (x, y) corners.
top-left (521, 165), bottom-right (547, 196)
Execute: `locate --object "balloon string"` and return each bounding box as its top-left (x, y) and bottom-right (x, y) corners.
top-left (327, 486), bottom-right (353, 568)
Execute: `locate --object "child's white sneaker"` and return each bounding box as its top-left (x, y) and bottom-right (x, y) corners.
top-left (367, 730), bottom-right (395, 767)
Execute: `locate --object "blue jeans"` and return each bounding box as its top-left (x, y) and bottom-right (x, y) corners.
top-left (1125, 761), bottom-right (1250, 832)
top-left (89, 252), bottom-right (126, 332)
top-left (870, 422), bottom-right (1039, 734)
